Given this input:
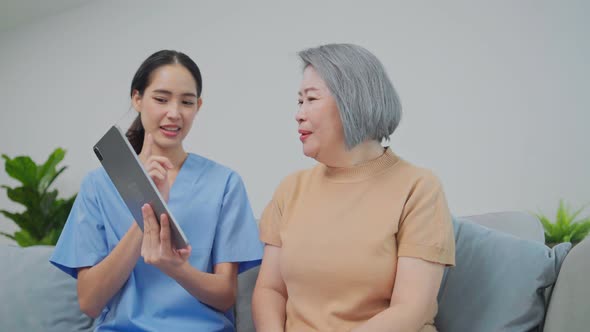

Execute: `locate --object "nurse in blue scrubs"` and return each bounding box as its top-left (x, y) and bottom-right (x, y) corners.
top-left (50, 50), bottom-right (263, 331)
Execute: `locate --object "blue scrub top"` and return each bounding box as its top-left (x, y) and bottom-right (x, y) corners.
top-left (50, 153), bottom-right (263, 331)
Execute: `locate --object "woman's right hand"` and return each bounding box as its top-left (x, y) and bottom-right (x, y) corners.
top-left (140, 134), bottom-right (173, 201)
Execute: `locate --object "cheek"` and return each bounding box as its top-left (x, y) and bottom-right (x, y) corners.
top-left (142, 102), bottom-right (161, 116)
top-left (182, 111), bottom-right (198, 128)
top-left (331, 115), bottom-right (344, 138)
top-left (321, 105), bottom-right (344, 139)
top-left (185, 109), bottom-right (198, 122)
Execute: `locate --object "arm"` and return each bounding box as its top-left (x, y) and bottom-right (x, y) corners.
top-left (77, 134), bottom-right (172, 318)
top-left (140, 204), bottom-right (239, 312)
top-left (77, 222), bottom-right (143, 318)
top-left (352, 257), bottom-right (445, 332)
top-left (137, 136), bottom-right (240, 310)
top-left (169, 262), bottom-right (238, 312)
top-left (252, 244), bottom-right (288, 332)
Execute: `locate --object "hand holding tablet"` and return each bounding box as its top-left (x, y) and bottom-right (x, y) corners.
top-left (93, 125), bottom-right (189, 249)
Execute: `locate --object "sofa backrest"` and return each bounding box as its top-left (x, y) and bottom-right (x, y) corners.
top-left (0, 245), bottom-right (94, 332)
top-left (543, 236), bottom-right (590, 332)
top-left (463, 210), bottom-right (545, 242)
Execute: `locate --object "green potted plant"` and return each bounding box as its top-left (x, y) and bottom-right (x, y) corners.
top-left (536, 200), bottom-right (590, 247)
top-left (1, 148), bottom-right (77, 246)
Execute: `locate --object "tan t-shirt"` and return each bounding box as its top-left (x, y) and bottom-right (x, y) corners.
top-left (259, 148), bottom-right (455, 332)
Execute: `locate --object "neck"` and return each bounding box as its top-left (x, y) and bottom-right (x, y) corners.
top-left (319, 140), bottom-right (384, 168)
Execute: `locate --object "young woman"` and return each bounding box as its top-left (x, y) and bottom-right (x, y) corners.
top-left (51, 50), bottom-right (263, 331)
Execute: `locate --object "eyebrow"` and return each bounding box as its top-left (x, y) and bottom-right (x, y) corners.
top-left (152, 89), bottom-right (197, 98)
top-left (298, 87), bottom-right (320, 96)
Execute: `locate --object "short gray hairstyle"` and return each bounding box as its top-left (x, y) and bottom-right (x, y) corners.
top-left (298, 43), bottom-right (402, 149)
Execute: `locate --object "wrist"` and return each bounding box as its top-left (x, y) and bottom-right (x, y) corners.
top-left (166, 260), bottom-right (191, 280)
top-left (129, 221), bottom-right (142, 235)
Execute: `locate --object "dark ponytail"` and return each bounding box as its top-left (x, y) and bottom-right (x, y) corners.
top-left (126, 50), bottom-right (203, 154)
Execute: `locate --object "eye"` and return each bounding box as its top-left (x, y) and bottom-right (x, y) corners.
top-left (154, 97), bottom-right (167, 103)
top-left (297, 99), bottom-right (303, 106)
top-left (307, 97), bottom-right (317, 102)
top-left (182, 100), bottom-right (195, 106)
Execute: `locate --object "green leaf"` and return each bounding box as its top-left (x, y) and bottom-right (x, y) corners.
top-left (3, 186), bottom-right (40, 208)
top-left (37, 148), bottom-right (65, 191)
top-left (539, 201), bottom-right (590, 245)
top-left (41, 166), bottom-right (67, 195)
top-left (0, 232), bottom-right (16, 241)
top-left (569, 203), bottom-right (590, 224)
top-left (0, 209), bottom-right (23, 226)
top-left (40, 228), bottom-right (62, 245)
top-left (48, 194), bottom-right (76, 231)
top-left (4, 211), bottom-right (37, 239)
top-left (40, 190), bottom-right (58, 216)
top-left (538, 214), bottom-right (554, 232)
top-left (2, 155), bottom-right (38, 187)
top-left (13, 229), bottom-right (38, 247)
top-left (571, 220), bottom-right (590, 243)
top-left (1, 148), bottom-right (78, 247)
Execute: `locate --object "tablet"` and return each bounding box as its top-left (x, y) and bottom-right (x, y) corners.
top-left (93, 125), bottom-right (189, 249)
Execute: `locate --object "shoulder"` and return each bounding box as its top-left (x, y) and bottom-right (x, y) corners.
top-left (186, 153), bottom-right (237, 177)
top-left (186, 153), bottom-right (246, 188)
top-left (272, 166), bottom-right (317, 198)
top-left (79, 167), bottom-right (111, 191)
top-left (394, 158), bottom-right (444, 191)
top-left (71, 167), bottom-right (116, 207)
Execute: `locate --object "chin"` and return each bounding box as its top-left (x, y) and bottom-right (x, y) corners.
top-left (302, 145), bottom-right (319, 160)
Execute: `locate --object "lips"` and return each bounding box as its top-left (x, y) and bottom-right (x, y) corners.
top-left (160, 125), bottom-right (181, 137)
top-left (298, 129), bottom-right (312, 142)
top-left (160, 125), bottom-right (181, 132)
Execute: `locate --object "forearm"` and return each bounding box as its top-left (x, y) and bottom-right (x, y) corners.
top-left (252, 287), bottom-right (287, 332)
top-left (168, 264), bottom-right (237, 312)
top-left (77, 223), bottom-right (143, 318)
top-left (351, 304), bottom-right (427, 332)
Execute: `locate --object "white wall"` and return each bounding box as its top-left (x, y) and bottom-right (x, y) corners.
top-left (1, 0), bottom-right (589, 244)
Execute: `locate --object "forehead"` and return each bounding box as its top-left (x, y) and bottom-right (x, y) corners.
top-left (299, 65), bottom-right (329, 93)
top-left (147, 64), bottom-right (197, 93)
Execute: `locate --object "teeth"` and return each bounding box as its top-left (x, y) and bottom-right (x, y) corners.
top-left (161, 127), bottom-right (180, 131)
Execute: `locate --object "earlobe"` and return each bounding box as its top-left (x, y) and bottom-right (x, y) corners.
top-left (196, 97), bottom-right (203, 112)
top-left (131, 90), bottom-right (142, 113)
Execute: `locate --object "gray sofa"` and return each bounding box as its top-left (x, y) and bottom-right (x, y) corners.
top-left (1, 211), bottom-right (588, 331)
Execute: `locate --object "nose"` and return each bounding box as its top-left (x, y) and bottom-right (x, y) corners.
top-left (166, 102), bottom-right (181, 119)
top-left (295, 107), bottom-right (306, 124)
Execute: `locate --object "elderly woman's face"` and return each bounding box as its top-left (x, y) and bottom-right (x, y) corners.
top-left (296, 66), bottom-right (345, 160)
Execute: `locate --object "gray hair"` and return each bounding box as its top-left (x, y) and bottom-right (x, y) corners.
top-left (298, 43), bottom-right (402, 149)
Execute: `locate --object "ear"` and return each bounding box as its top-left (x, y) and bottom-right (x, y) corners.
top-left (195, 97), bottom-right (203, 113)
top-left (131, 89), bottom-right (142, 113)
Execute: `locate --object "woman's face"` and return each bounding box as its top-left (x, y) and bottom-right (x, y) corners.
top-left (296, 66), bottom-right (345, 160)
top-left (132, 64), bottom-right (202, 152)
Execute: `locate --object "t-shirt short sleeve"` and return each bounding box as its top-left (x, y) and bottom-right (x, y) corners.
top-left (211, 172), bottom-right (263, 274)
top-left (50, 171), bottom-right (109, 278)
top-left (259, 199), bottom-right (283, 247)
top-left (397, 172), bottom-right (455, 266)
top-left (258, 174), bottom-right (296, 247)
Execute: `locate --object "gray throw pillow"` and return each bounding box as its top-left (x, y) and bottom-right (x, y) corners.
top-left (0, 245), bottom-right (94, 332)
top-left (435, 217), bottom-right (571, 332)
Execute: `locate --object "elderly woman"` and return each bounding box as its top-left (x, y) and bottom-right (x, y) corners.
top-left (252, 43), bottom-right (455, 332)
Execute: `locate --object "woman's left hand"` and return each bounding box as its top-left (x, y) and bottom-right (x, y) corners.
top-left (140, 204), bottom-right (192, 275)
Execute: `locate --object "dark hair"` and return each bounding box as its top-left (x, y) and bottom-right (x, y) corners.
top-left (126, 50), bottom-right (203, 154)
